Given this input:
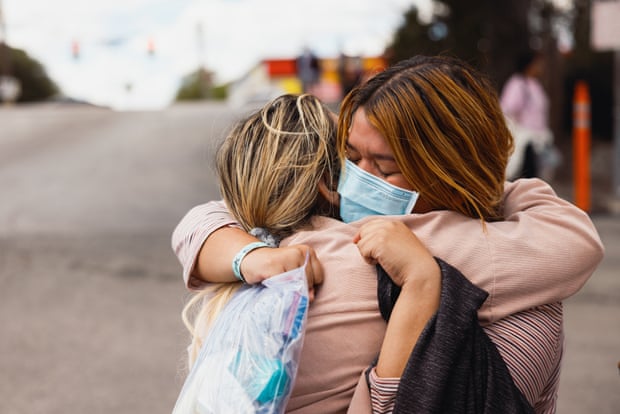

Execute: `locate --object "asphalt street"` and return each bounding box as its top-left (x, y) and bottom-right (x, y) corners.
top-left (0, 102), bottom-right (617, 414)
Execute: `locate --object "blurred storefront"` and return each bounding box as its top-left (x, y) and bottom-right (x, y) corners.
top-left (227, 55), bottom-right (387, 107)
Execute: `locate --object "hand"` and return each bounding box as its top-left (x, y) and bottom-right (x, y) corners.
top-left (240, 244), bottom-right (324, 301)
top-left (353, 219), bottom-right (439, 289)
top-left (356, 219), bottom-right (441, 378)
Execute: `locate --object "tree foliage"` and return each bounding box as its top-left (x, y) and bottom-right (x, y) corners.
top-left (175, 68), bottom-right (227, 101)
top-left (0, 43), bottom-right (58, 102)
top-left (387, 0), bottom-right (613, 139)
top-left (388, 0), bottom-right (533, 88)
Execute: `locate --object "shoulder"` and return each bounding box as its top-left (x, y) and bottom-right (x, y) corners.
top-left (282, 216), bottom-right (358, 246)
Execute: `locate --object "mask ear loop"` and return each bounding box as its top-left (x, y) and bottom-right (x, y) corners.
top-left (404, 191), bottom-right (420, 214)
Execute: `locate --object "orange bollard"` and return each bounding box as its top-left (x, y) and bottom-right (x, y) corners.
top-left (573, 81), bottom-right (591, 212)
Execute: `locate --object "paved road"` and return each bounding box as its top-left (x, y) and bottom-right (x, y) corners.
top-left (556, 213), bottom-right (619, 413)
top-left (0, 102), bottom-right (236, 414)
top-left (0, 103), bottom-right (617, 414)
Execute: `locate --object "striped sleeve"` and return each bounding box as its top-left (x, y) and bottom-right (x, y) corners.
top-left (484, 302), bottom-right (563, 413)
top-left (171, 200), bottom-right (241, 289)
top-left (368, 367), bottom-right (399, 414)
top-left (367, 303), bottom-right (563, 414)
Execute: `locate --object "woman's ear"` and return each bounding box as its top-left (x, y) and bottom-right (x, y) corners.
top-left (318, 179), bottom-right (340, 207)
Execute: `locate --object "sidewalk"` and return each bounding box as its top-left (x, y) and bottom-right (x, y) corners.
top-left (547, 138), bottom-right (619, 413)
top-left (556, 213), bottom-right (620, 414)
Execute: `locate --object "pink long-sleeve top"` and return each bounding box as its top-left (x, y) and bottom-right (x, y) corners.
top-left (500, 74), bottom-right (550, 132)
top-left (172, 178), bottom-right (604, 413)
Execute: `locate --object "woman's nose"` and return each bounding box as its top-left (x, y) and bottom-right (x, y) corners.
top-left (356, 158), bottom-right (380, 177)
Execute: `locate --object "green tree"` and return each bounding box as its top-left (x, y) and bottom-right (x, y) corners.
top-left (175, 68), bottom-right (227, 101)
top-left (0, 43), bottom-right (58, 102)
top-left (386, 0), bottom-right (603, 141)
top-left (388, 0), bottom-right (534, 88)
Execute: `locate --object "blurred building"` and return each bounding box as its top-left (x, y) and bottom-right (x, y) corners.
top-left (227, 55), bottom-right (387, 108)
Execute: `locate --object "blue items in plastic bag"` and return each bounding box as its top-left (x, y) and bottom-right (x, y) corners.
top-left (172, 261), bottom-right (309, 414)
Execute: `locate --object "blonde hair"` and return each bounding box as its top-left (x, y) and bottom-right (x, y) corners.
top-left (339, 55), bottom-right (513, 222)
top-left (183, 94), bottom-right (338, 366)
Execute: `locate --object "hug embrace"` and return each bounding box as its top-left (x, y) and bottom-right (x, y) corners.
top-left (172, 55), bottom-right (604, 414)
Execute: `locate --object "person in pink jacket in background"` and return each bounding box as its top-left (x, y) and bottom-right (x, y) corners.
top-left (173, 56), bottom-right (604, 413)
top-left (500, 51), bottom-right (560, 181)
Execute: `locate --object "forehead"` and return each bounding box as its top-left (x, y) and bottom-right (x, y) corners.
top-left (348, 108), bottom-right (392, 154)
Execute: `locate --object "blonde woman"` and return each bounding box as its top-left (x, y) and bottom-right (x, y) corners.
top-left (174, 58), bottom-right (603, 413)
top-left (182, 93), bottom-right (340, 364)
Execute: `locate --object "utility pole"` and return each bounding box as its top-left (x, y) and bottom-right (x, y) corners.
top-left (0, 0), bottom-right (20, 105)
top-left (0, 0), bottom-right (5, 42)
top-left (195, 22), bottom-right (210, 99)
top-left (0, 0), bottom-right (8, 76)
top-left (195, 22), bottom-right (206, 70)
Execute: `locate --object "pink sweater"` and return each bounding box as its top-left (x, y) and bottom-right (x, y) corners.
top-left (172, 178), bottom-right (604, 413)
top-left (500, 75), bottom-right (550, 132)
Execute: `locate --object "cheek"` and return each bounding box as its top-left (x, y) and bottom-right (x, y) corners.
top-left (387, 176), bottom-right (414, 191)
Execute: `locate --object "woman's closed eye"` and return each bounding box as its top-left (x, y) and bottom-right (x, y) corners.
top-left (345, 146), bottom-right (361, 163)
top-left (375, 161), bottom-right (401, 178)
top-left (347, 155), bottom-right (400, 178)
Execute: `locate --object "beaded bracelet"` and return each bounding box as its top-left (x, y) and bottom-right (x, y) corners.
top-left (232, 241), bottom-right (270, 283)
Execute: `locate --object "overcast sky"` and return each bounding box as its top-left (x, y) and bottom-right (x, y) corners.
top-left (2, 0), bottom-right (431, 110)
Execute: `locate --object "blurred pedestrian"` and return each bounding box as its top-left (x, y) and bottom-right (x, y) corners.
top-left (296, 47), bottom-right (321, 94)
top-left (338, 53), bottom-right (363, 99)
top-left (501, 51), bottom-right (561, 181)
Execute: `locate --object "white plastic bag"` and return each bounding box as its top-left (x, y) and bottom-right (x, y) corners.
top-left (505, 116), bottom-right (558, 181)
top-left (172, 262), bottom-right (309, 414)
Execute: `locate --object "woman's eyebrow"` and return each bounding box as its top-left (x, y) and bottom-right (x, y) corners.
top-left (346, 142), bottom-right (396, 161)
top-left (345, 142), bottom-right (358, 152)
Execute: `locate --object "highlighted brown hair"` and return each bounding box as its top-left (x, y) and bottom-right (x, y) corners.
top-left (339, 55), bottom-right (513, 221)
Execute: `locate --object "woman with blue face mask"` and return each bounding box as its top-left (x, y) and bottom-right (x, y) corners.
top-left (337, 157), bottom-right (419, 223)
top-left (172, 56), bottom-right (604, 413)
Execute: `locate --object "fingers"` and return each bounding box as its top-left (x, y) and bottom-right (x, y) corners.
top-left (292, 245), bottom-right (324, 299)
top-left (354, 219), bottom-right (393, 264)
top-left (353, 218), bottom-right (432, 286)
top-left (306, 248), bottom-right (324, 302)
top-left (307, 246), bottom-right (324, 286)
top-left (241, 244), bottom-right (323, 299)
top-left (307, 286), bottom-right (316, 302)
top-left (241, 246), bottom-right (300, 283)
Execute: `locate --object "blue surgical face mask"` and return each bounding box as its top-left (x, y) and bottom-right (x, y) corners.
top-left (337, 159), bottom-right (419, 223)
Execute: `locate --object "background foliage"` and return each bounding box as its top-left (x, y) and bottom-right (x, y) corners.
top-left (0, 43), bottom-right (58, 102)
top-left (386, 0), bottom-right (613, 140)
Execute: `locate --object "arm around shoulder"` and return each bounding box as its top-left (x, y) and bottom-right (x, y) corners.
top-left (171, 200), bottom-right (246, 288)
top-left (486, 179), bottom-right (605, 320)
top-left (503, 178), bottom-right (604, 288)
top-left (171, 200), bottom-right (324, 290)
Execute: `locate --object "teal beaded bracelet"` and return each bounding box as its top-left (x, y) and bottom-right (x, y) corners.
top-left (232, 241), bottom-right (270, 283)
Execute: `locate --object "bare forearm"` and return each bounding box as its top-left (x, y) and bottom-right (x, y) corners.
top-left (172, 201), bottom-right (320, 288)
top-left (375, 268), bottom-right (441, 377)
top-left (195, 226), bottom-right (319, 288)
top-left (195, 227), bottom-right (259, 283)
